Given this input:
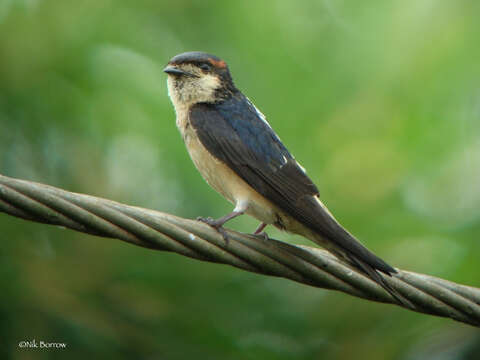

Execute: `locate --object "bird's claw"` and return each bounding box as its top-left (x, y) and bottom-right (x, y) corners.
top-left (253, 231), bottom-right (270, 241)
top-left (196, 216), bottom-right (216, 225)
top-left (197, 217), bottom-right (229, 243)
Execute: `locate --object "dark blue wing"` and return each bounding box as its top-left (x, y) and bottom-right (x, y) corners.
top-left (189, 94), bottom-right (396, 275)
top-left (215, 96), bottom-right (298, 172)
top-left (189, 94), bottom-right (320, 207)
top-left (189, 94), bottom-right (345, 236)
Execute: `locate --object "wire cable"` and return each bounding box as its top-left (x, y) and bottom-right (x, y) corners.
top-left (0, 174), bottom-right (479, 327)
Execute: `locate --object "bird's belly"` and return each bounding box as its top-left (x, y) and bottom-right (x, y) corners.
top-left (182, 126), bottom-right (278, 224)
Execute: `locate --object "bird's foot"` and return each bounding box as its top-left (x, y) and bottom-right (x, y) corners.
top-left (253, 231), bottom-right (270, 241)
top-left (197, 217), bottom-right (230, 243)
top-left (252, 222), bottom-right (269, 241)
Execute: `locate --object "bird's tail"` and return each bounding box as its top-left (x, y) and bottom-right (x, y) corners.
top-left (306, 215), bottom-right (412, 306)
top-left (291, 196), bottom-right (413, 306)
top-left (319, 229), bottom-right (413, 307)
top-left (343, 250), bottom-right (412, 307)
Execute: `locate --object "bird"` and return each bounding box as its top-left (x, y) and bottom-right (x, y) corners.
top-left (163, 51), bottom-right (403, 302)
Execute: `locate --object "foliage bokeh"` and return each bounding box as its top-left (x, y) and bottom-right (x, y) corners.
top-left (1, 1), bottom-right (479, 359)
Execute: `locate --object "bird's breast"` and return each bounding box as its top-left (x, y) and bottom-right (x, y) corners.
top-left (183, 122), bottom-right (237, 202)
top-left (177, 114), bottom-right (279, 225)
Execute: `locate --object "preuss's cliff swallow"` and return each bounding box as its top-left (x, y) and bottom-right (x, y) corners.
top-left (164, 51), bottom-right (402, 302)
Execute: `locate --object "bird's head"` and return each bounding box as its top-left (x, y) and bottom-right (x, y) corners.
top-left (164, 52), bottom-right (237, 109)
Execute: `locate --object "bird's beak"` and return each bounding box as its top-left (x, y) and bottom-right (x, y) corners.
top-left (163, 65), bottom-right (198, 77)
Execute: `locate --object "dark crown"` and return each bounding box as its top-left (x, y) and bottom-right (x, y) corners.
top-left (168, 51), bottom-right (228, 70)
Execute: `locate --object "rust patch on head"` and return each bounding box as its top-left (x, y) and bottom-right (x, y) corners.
top-left (208, 58), bottom-right (227, 68)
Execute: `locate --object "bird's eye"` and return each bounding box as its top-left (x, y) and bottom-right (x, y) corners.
top-left (199, 63), bottom-right (212, 71)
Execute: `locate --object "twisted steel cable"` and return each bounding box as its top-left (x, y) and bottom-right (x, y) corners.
top-left (0, 174), bottom-right (479, 327)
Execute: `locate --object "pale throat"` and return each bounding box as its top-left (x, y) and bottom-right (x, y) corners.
top-left (166, 73), bottom-right (221, 135)
top-left (167, 72), bottom-right (221, 110)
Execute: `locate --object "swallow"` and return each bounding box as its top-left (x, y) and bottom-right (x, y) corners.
top-left (164, 51), bottom-right (403, 302)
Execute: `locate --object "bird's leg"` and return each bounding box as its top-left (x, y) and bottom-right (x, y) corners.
top-left (254, 222), bottom-right (267, 234)
top-left (253, 222), bottom-right (269, 241)
top-left (197, 210), bottom-right (244, 228)
top-left (197, 203), bottom-right (247, 242)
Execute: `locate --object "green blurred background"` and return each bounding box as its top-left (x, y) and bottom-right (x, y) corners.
top-left (1, 0), bottom-right (479, 359)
